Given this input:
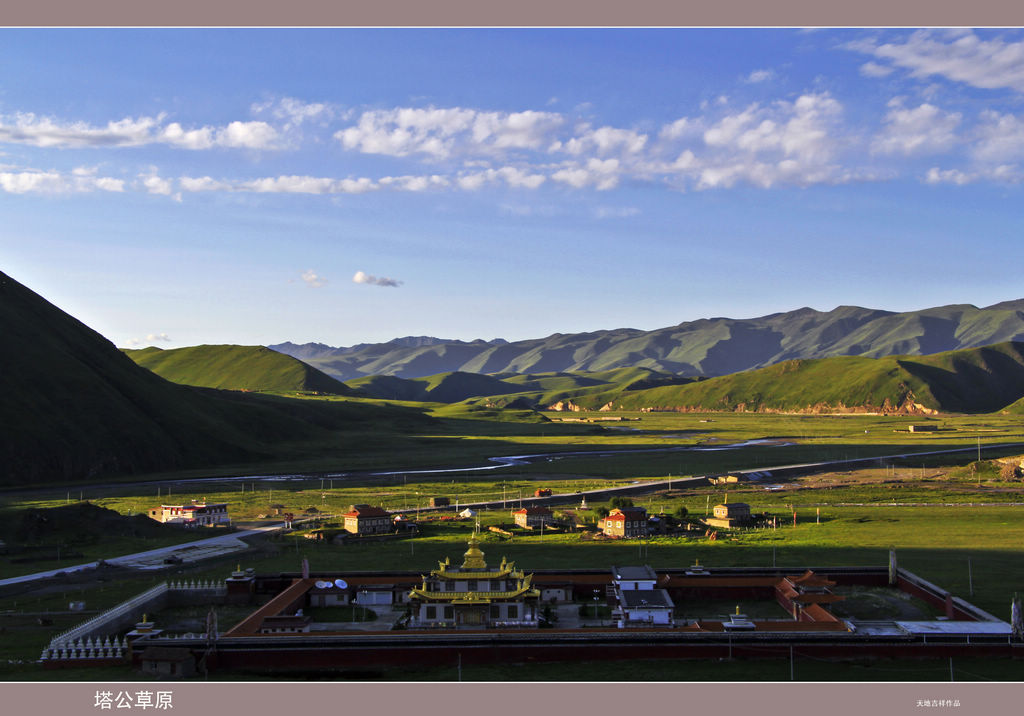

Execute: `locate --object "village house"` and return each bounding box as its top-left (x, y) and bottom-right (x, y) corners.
top-left (600, 506), bottom-right (649, 538)
top-left (342, 504), bottom-right (392, 535)
top-left (147, 501), bottom-right (229, 527)
top-left (513, 506), bottom-right (555, 529)
top-left (706, 501), bottom-right (752, 528)
top-left (407, 535), bottom-right (541, 628)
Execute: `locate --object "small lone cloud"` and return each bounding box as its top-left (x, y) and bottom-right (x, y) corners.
top-left (126, 333), bottom-right (171, 346)
top-left (353, 270), bottom-right (403, 288)
top-left (745, 69), bottom-right (775, 83)
top-left (301, 269), bottom-right (327, 288)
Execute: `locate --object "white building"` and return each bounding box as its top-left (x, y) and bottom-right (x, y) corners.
top-left (610, 565), bottom-right (675, 627)
top-left (148, 501), bottom-right (229, 527)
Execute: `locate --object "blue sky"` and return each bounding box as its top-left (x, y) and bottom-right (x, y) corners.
top-left (3, 28), bottom-right (1024, 349)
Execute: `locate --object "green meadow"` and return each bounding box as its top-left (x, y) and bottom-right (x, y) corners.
top-left (2, 410), bottom-right (1023, 680)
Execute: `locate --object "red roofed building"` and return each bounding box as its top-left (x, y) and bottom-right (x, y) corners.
top-left (343, 504), bottom-right (392, 535)
top-left (600, 507), bottom-right (648, 538)
top-left (148, 501), bottom-right (229, 527)
top-left (513, 506), bottom-right (554, 529)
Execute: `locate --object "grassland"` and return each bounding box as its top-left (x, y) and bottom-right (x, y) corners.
top-left (124, 344), bottom-right (355, 394)
top-left (1, 410), bottom-right (1023, 681)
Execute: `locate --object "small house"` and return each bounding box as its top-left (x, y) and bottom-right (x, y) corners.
top-left (601, 507), bottom-right (648, 538)
top-left (514, 506), bottom-right (555, 529)
top-left (706, 502), bottom-right (751, 528)
top-left (343, 504), bottom-right (392, 535)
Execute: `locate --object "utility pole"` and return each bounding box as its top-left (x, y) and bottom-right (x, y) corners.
top-left (968, 557), bottom-right (974, 597)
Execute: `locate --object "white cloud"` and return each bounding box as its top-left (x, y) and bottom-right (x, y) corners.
top-left (353, 270), bottom-right (402, 287)
top-left (0, 169), bottom-right (67, 193)
top-left (594, 206), bottom-right (640, 219)
top-left (158, 123), bottom-right (215, 149)
top-left (0, 166), bottom-right (125, 194)
top-left (90, 176), bottom-right (126, 192)
top-left (851, 30), bottom-right (1024, 93)
top-left (301, 269), bottom-right (327, 288)
top-left (336, 106), bottom-right (564, 158)
top-left (252, 97), bottom-right (332, 128)
top-left (552, 158), bottom-right (621, 190)
top-left (127, 333), bottom-right (171, 346)
top-left (973, 110), bottom-right (1024, 162)
top-left (659, 117), bottom-right (698, 141)
top-left (0, 112), bottom-right (279, 150)
top-left (456, 166), bottom-right (546, 190)
top-left (377, 174), bottom-right (450, 191)
top-left (0, 113), bottom-right (161, 148)
top-left (924, 165), bottom-right (1022, 185)
top-left (216, 121), bottom-right (278, 149)
top-left (244, 175), bottom-right (368, 194)
top-left (745, 69), bottom-right (775, 83)
top-left (685, 93), bottom-right (847, 188)
top-left (178, 174), bottom-right (378, 195)
top-left (138, 169), bottom-right (174, 196)
top-left (872, 101), bottom-right (961, 155)
top-left (859, 61), bottom-right (894, 78)
top-left (559, 125), bottom-right (648, 156)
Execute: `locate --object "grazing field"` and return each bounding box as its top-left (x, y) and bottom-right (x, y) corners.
top-left (1, 411), bottom-right (1022, 681)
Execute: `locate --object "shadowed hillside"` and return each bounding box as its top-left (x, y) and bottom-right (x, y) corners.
top-left (0, 271), bottom-right (430, 487)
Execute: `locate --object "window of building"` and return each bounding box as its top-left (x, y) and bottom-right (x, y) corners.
top-left (444, 606), bottom-right (454, 619)
top-left (425, 606), bottom-right (437, 619)
top-left (467, 580), bottom-right (478, 591)
top-left (490, 605), bottom-right (500, 619)
top-left (507, 605), bottom-right (518, 619)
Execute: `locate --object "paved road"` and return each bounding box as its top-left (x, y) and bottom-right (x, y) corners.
top-left (0, 522), bottom-right (288, 588)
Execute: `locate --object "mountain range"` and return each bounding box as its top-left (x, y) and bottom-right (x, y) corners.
top-left (270, 300), bottom-right (1024, 382)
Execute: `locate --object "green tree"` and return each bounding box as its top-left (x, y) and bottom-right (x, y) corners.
top-left (609, 496), bottom-right (634, 510)
top-left (674, 505), bottom-right (689, 520)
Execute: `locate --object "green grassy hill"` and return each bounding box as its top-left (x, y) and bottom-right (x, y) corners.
top-left (124, 344), bottom-right (354, 394)
top-left (350, 366), bottom-right (688, 407)
top-left (352, 343), bottom-right (1024, 416)
top-left (0, 271), bottom-right (430, 487)
top-left (348, 371), bottom-right (523, 402)
top-left (576, 342), bottom-right (1024, 414)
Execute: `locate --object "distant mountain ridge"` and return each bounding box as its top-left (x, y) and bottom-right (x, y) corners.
top-left (353, 344), bottom-right (1024, 415)
top-left (270, 300), bottom-right (1024, 381)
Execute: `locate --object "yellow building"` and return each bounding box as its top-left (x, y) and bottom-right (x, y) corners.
top-left (407, 535), bottom-right (541, 628)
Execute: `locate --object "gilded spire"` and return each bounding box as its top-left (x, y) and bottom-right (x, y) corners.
top-left (461, 535), bottom-right (487, 570)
